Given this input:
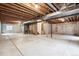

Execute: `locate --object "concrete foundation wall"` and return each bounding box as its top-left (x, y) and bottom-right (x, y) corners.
top-left (0, 22), bottom-right (1, 34)
top-left (51, 22), bottom-right (79, 35)
top-left (43, 22), bottom-right (51, 34)
top-left (29, 24), bottom-right (37, 34)
top-left (39, 21), bottom-right (79, 35)
top-left (37, 22), bottom-right (51, 35)
top-left (37, 22), bottom-right (42, 34)
top-left (24, 20), bottom-right (79, 35)
top-left (2, 23), bottom-right (22, 33)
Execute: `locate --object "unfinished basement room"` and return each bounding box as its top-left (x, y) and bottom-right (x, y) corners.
top-left (0, 3), bottom-right (79, 56)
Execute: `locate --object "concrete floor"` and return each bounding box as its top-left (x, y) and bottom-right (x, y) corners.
top-left (0, 33), bottom-right (79, 56)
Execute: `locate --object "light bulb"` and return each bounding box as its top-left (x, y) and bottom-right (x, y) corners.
top-left (58, 18), bottom-right (65, 22)
top-left (35, 4), bottom-right (39, 8)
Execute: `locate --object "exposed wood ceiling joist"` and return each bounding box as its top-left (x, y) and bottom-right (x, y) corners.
top-left (12, 3), bottom-right (39, 16)
top-left (45, 3), bottom-right (56, 12)
top-left (22, 3), bottom-right (46, 15)
top-left (0, 4), bottom-right (35, 17)
top-left (37, 3), bottom-right (50, 13)
top-left (0, 3), bottom-right (79, 24)
top-left (0, 12), bottom-right (26, 20)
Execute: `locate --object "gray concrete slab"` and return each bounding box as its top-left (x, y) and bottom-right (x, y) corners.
top-left (0, 33), bottom-right (79, 56)
top-left (0, 35), bottom-right (21, 56)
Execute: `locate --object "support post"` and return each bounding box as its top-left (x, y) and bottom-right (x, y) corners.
top-left (50, 24), bottom-right (52, 38)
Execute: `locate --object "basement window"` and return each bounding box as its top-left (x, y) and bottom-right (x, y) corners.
top-left (6, 25), bottom-right (13, 30)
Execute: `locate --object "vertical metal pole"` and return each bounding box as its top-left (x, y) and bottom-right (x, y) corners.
top-left (27, 24), bottom-right (29, 34)
top-left (50, 24), bottom-right (52, 38)
top-left (1, 16), bottom-right (3, 34)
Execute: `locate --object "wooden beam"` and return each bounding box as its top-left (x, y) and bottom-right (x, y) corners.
top-left (68, 18), bottom-right (71, 22)
top-left (45, 3), bottom-right (56, 12)
top-left (70, 17), bottom-right (73, 22)
top-left (76, 16), bottom-right (78, 21)
top-left (74, 16), bottom-right (77, 22)
top-left (51, 3), bottom-right (59, 11)
top-left (77, 16), bottom-right (79, 21)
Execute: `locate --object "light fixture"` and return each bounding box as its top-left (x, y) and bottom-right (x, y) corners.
top-left (23, 20), bottom-right (35, 24)
top-left (58, 18), bottom-right (65, 22)
top-left (18, 21), bottom-right (21, 24)
top-left (12, 21), bottom-right (21, 24)
top-left (35, 4), bottom-right (39, 9)
top-left (37, 19), bottom-right (42, 22)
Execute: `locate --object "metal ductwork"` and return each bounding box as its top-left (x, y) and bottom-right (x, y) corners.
top-left (24, 8), bottom-right (79, 24)
top-left (43, 8), bottom-right (79, 20)
top-left (23, 19), bottom-right (42, 24)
